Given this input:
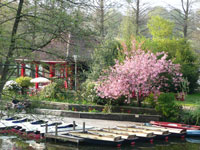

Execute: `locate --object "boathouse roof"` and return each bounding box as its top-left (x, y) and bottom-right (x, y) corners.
top-left (16, 33), bottom-right (97, 63)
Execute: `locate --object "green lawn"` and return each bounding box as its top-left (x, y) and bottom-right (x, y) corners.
top-left (176, 93), bottom-right (200, 106)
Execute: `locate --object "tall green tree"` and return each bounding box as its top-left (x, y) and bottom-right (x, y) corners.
top-left (119, 8), bottom-right (135, 50)
top-left (147, 16), bottom-right (174, 39)
top-left (88, 40), bottom-right (121, 80)
top-left (0, 0), bottom-right (24, 99)
top-left (144, 16), bottom-right (199, 93)
top-left (191, 10), bottom-right (200, 53)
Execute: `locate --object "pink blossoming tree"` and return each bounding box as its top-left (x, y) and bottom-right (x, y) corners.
top-left (96, 41), bottom-right (183, 107)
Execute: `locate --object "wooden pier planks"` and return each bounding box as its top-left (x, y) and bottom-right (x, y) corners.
top-left (45, 133), bottom-right (84, 143)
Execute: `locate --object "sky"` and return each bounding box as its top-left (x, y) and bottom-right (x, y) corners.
top-left (144, 0), bottom-right (200, 10)
top-left (120, 0), bottom-right (200, 11)
top-left (149, 0), bottom-right (181, 8)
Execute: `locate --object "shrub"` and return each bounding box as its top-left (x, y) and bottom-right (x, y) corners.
top-left (16, 77), bottom-right (33, 88)
top-left (78, 79), bottom-right (126, 106)
top-left (144, 93), bottom-right (156, 108)
top-left (155, 93), bottom-right (181, 122)
top-left (111, 95), bottom-right (128, 106)
top-left (78, 80), bottom-right (102, 104)
top-left (102, 103), bottom-right (112, 113)
top-left (51, 78), bottom-right (65, 89)
top-left (181, 103), bottom-right (200, 125)
top-left (180, 64), bottom-right (199, 93)
top-left (15, 77), bottom-right (33, 94)
top-left (3, 80), bottom-right (22, 98)
top-left (40, 82), bottom-right (57, 99)
top-left (3, 80), bottom-right (21, 93)
top-left (39, 79), bottom-right (73, 101)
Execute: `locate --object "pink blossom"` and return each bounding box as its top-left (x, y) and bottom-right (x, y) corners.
top-left (96, 41), bottom-right (183, 103)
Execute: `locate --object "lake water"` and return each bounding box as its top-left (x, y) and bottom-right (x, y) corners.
top-left (1, 136), bottom-right (200, 150)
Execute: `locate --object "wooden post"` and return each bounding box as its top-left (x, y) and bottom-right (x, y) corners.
top-left (73, 55), bottom-right (77, 91)
top-left (83, 122), bottom-right (85, 133)
top-left (21, 63), bottom-right (25, 77)
top-left (35, 64), bottom-right (39, 89)
top-left (73, 121), bottom-right (76, 130)
top-left (55, 124), bottom-right (58, 136)
top-left (49, 63), bottom-right (55, 78)
top-left (70, 65), bottom-right (74, 89)
top-left (45, 123), bottom-right (48, 133)
top-left (64, 63), bottom-right (68, 89)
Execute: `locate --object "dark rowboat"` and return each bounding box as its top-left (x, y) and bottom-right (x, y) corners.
top-left (68, 131), bottom-right (124, 147)
top-left (117, 126), bottom-right (170, 141)
top-left (88, 129), bottom-right (138, 146)
top-left (102, 128), bottom-right (155, 143)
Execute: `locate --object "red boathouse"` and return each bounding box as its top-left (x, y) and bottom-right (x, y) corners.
top-left (15, 33), bottom-right (94, 90)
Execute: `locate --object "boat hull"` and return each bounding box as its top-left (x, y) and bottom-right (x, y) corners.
top-left (187, 130), bottom-right (200, 137)
top-left (168, 133), bottom-right (186, 138)
top-left (150, 121), bottom-right (200, 137)
top-left (122, 138), bottom-right (138, 146)
top-left (150, 121), bottom-right (200, 130)
top-left (186, 137), bottom-right (200, 143)
top-left (80, 137), bottom-right (124, 147)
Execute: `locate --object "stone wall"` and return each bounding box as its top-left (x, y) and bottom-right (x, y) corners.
top-left (35, 108), bottom-right (160, 122)
top-left (39, 101), bottom-right (159, 115)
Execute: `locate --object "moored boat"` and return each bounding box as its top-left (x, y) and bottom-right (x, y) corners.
top-left (150, 121), bottom-right (200, 130)
top-left (186, 130), bottom-right (200, 137)
top-left (102, 128), bottom-right (155, 143)
top-left (150, 121), bottom-right (198, 137)
top-left (136, 123), bottom-right (185, 134)
top-left (142, 123), bottom-right (186, 138)
top-left (16, 120), bottom-right (93, 140)
top-left (117, 126), bottom-right (169, 135)
top-left (68, 131), bottom-right (124, 147)
top-left (186, 137), bottom-right (200, 143)
top-left (117, 126), bottom-right (170, 140)
top-left (0, 118), bottom-right (32, 134)
top-left (144, 123), bottom-right (186, 133)
top-left (88, 129), bottom-right (138, 145)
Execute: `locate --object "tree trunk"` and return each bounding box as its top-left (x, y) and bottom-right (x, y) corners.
top-left (181, 0), bottom-right (189, 38)
top-left (0, 0), bottom-right (24, 99)
top-left (135, 0), bottom-right (140, 36)
top-left (0, 58), bottom-right (2, 77)
top-left (183, 17), bottom-right (188, 38)
top-left (136, 90), bottom-right (142, 107)
top-left (137, 99), bottom-right (142, 107)
top-left (100, 0), bottom-right (105, 38)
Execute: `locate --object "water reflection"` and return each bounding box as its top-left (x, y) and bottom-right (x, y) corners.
top-left (0, 136), bottom-right (200, 150)
top-left (0, 136), bottom-right (44, 150)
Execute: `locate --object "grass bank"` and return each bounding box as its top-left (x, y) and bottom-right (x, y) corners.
top-left (176, 93), bottom-right (200, 107)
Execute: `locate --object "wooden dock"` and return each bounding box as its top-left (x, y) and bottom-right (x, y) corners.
top-left (45, 133), bottom-right (84, 144)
